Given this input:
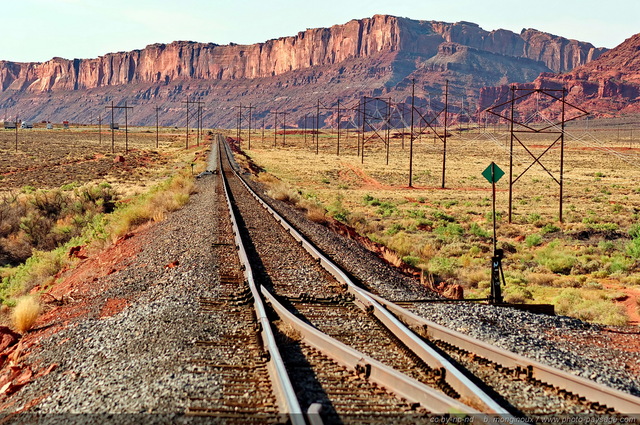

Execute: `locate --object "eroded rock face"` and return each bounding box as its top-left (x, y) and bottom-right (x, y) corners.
top-left (480, 33), bottom-right (640, 117)
top-left (0, 14), bottom-right (612, 126)
top-left (0, 15), bottom-right (602, 93)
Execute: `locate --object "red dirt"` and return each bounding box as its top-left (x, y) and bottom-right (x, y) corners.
top-left (340, 162), bottom-right (391, 190)
top-left (602, 282), bottom-right (640, 326)
top-left (99, 298), bottom-right (129, 318)
top-left (0, 222), bottom-right (152, 410)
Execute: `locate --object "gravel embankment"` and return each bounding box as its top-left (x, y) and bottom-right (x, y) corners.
top-left (6, 148), bottom-right (229, 418)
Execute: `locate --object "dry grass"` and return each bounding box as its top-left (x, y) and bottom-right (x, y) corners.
top-left (107, 171), bottom-right (196, 242)
top-left (12, 295), bottom-right (41, 333)
top-left (266, 182), bottom-right (300, 204)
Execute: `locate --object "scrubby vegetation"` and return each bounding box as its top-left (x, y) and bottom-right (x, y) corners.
top-left (0, 169), bottom-right (197, 311)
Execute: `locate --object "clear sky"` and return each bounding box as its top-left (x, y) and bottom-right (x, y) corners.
top-left (2, 0), bottom-right (637, 63)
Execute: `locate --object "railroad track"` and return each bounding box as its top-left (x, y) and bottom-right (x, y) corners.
top-left (206, 133), bottom-right (640, 423)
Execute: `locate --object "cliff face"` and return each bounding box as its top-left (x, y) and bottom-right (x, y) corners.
top-left (0, 15), bottom-right (602, 94)
top-left (0, 14), bottom-right (614, 127)
top-left (480, 33), bottom-right (640, 117)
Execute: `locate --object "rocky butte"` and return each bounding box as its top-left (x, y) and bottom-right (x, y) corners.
top-left (480, 32), bottom-right (640, 118)
top-left (0, 14), bottom-right (613, 127)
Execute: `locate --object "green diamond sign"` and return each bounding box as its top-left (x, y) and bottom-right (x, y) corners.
top-left (482, 162), bottom-right (504, 184)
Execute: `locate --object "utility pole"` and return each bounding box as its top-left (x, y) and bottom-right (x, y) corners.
top-left (316, 99), bottom-right (320, 155)
top-left (442, 80), bottom-right (448, 189)
top-left (361, 96), bottom-right (366, 164)
top-left (182, 98), bottom-right (190, 149)
top-left (98, 116), bottom-right (102, 145)
top-left (409, 80), bottom-right (415, 187)
top-left (304, 114), bottom-right (308, 146)
top-left (14, 116), bottom-right (18, 152)
top-left (248, 103), bottom-right (253, 150)
top-left (336, 99), bottom-right (341, 156)
top-left (282, 111), bottom-right (287, 147)
top-left (105, 101), bottom-right (133, 153)
top-left (273, 110), bottom-right (278, 147)
top-left (155, 106), bottom-right (160, 149)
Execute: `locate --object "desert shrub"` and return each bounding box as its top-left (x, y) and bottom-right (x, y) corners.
top-left (526, 272), bottom-right (557, 286)
top-left (554, 288), bottom-right (628, 326)
top-left (626, 237), bottom-right (640, 259)
top-left (525, 234), bottom-right (543, 247)
top-left (629, 223), bottom-right (640, 239)
top-left (432, 210), bottom-right (456, 223)
top-left (256, 172), bottom-right (279, 184)
top-left (598, 240), bottom-right (616, 253)
top-left (326, 196), bottom-right (350, 223)
top-left (536, 241), bottom-right (577, 275)
top-left (267, 182), bottom-right (300, 204)
top-left (427, 256), bottom-right (458, 278)
top-left (0, 234), bottom-right (33, 265)
top-left (0, 183), bottom-right (124, 267)
top-left (402, 255), bottom-right (421, 268)
top-left (300, 200), bottom-right (326, 223)
top-left (406, 208), bottom-right (426, 219)
top-left (31, 190), bottom-right (67, 218)
top-left (607, 255), bottom-right (634, 275)
top-left (459, 268), bottom-right (488, 288)
top-left (385, 231), bottom-right (414, 257)
top-left (386, 223), bottom-right (404, 236)
top-left (503, 284), bottom-right (533, 304)
top-left (12, 295), bottom-right (41, 333)
top-left (376, 201), bottom-right (397, 217)
top-left (527, 213), bottom-right (543, 226)
top-left (469, 222), bottom-right (491, 239)
top-left (541, 223), bottom-right (561, 234)
top-left (434, 223), bottom-right (464, 242)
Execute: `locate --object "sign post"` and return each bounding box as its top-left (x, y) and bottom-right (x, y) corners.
top-left (482, 162), bottom-right (505, 304)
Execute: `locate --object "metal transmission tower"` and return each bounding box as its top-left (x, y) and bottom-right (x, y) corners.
top-left (408, 80), bottom-right (449, 188)
top-left (235, 104), bottom-right (255, 149)
top-left (358, 96), bottom-right (393, 165)
top-left (182, 98), bottom-right (204, 149)
top-left (486, 86), bottom-right (589, 223)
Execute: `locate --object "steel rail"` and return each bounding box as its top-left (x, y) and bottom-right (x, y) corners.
top-left (217, 135), bottom-right (305, 425)
top-left (220, 137), bottom-right (524, 421)
top-left (367, 291), bottom-right (640, 416)
top-left (218, 135), bottom-right (482, 417)
top-left (260, 287), bottom-right (479, 415)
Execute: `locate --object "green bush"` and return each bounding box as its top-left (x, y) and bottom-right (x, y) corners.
top-left (536, 241), bottom-right (577, 274)
top-left (434, 223), bottom-right (464, 242)
top-left (629, 223), bottom-right (640, 239)
top-left (554, 288), bottom-right (628, 326)
top-left (376, 201), bottom-right (396, 217)
top-left (627, 238), bottom-right (640, 259)
top-left (541, 223), bottom-right (561, 234)
top-left (402, 255), bottom-right (421, 268)
top-left (525, 234), bottom-right (543, 247)
top-left (469, 223), bottom-right (491, 239)
top-left (327, 196), bottom-right (350, 223)
top-left (427, 256), bottom-right (458, 278)
top-left (386, 223), bottom-right (404, 236)
top-left (432, 210), bottom-right (456, 223)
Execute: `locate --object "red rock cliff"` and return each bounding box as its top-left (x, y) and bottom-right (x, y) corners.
top-left (0, 15), bottom-right (604, 94)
